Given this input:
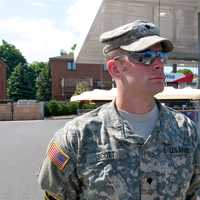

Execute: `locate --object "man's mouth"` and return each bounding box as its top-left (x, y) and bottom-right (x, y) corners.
top-left (149, 76), bottom-right (165, 80)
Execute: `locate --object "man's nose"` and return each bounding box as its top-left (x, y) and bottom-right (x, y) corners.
top-left (151, 58), bottom-right (164, 70)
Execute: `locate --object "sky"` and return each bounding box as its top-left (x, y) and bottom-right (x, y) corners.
top-left (0, 0), bottom-right (102, 63)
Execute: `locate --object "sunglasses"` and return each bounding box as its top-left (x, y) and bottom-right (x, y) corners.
top-left (114, 50), bottom-right (168, 65)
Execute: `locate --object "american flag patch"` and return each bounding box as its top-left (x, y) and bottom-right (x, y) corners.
top-left (48, 142), bottom-right (70, 171)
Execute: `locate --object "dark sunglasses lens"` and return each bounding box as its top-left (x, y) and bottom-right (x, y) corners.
top-left (128, 51), bottom-right (168, 65)
top-left (129, 55), bottom-right (153, 65)
top-left (141, 57), bottom-right (153, 65)
top-left (143, 51), bottom-right (156, 58)
top-left (140, 57), bottom-right (168, 65)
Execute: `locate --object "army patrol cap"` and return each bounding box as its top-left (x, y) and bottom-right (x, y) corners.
top-left (100, 20), bottom-right (173, 55)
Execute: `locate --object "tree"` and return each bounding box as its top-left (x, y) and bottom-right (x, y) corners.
top-left (70, 44), bottom-right (77, 52)
top-left (60, 49), bottom-right (67, 56)
top-left (0, 40), bottom-right (27, 78)
top-left (36, 64), bottom-right (51, 101)
top-left (29, 61), bottom-right (48, 76)
top-left (7, 63), bottom-right (36, 101)
top-left (68, 44), bottom-right (77, 55)
top-left (74, 82), bottom-right (90, 95)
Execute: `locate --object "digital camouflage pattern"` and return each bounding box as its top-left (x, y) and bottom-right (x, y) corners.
top-left (99, 20), bottom-right (173, 55)
top-left (38, 100), bottom-right (200, 200)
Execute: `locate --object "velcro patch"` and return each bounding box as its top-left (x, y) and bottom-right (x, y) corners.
top-left (48, 142), bottom-right (70, 171)
top-left (45, 191), bottom-right (62, 200)
top-left (164, 146), bottom-right (192, 154)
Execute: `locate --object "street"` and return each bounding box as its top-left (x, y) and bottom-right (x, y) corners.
top-left (0, 119), bottom-right (71, 200)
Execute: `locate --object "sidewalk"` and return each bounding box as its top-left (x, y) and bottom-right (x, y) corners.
top-left (45, 115), bottom-right (77, 120)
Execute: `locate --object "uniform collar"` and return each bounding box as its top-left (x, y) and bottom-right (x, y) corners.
top-left (100, 99), bottom-right (175, 145)
top-left (154, 100), bottom-right (176, 145)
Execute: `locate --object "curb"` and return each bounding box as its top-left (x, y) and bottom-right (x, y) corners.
top-left (45, 115), bottom-right (77, 120)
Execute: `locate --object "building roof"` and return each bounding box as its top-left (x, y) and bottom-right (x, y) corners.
top-left (49, 53), bottom-right (74, 61)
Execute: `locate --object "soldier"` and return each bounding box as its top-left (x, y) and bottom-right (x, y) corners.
top-left (38, 20), bottom-right (200, 200)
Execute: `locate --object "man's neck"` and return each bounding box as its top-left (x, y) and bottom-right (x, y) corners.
top-left (115, 94), bottom-right (156, 114)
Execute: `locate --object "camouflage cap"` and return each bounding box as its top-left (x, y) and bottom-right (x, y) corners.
top-left (100, 20), bottom-right (173, 55)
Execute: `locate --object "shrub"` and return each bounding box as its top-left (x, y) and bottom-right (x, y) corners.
top-left (45, 100), bottom-right (81, 116)
top-left (46, 100), bottom-right (62, 116)
top-left (81, 103), bottom-right (96, 110)
top-left (66, 102), bottom-right (80, 115)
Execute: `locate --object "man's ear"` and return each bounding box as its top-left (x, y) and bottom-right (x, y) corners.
top-left (107, 59), bottom-right (121, 79)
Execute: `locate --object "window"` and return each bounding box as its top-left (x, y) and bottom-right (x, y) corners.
top-left (67, 62), bottom-right (77, 71)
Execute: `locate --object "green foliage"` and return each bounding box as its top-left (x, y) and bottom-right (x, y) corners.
top-left (45, 100), bottom-right (64, 116)
top-left (66, 101), bottom-right (80, 114)
top-left (70, 44), bottom-right (77, 52)
top-left (7, 63), bottom-right (36, 101)
top-left (0, 40), bottom-right (27, 78)
top-left (60, 49), bottom-right (67, 56)
top-left (67, 43), bottom-right (77, 55)
top-left (29, 61), bottom-right (48, 76)
top-left (74, 82), bottom-right (90, 95)
top-left (35, 64), bottom-right (51, 101)
top-left (81, 103), bottom-right (96, 110)
top-left (45, 100), bottom-right (80, 116)
top-left (177, 69), bottom-right (193, 74)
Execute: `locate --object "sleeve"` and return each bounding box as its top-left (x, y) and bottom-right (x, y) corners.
top-left (38, 125), bottom-right (81, 200)
top-left (185, 125), bottom-right (200, 200)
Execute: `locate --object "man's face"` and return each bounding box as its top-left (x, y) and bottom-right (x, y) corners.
top-left (114, 43), bottom-right (166, 97)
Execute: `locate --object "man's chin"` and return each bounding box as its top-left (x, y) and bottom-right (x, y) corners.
top-left (151, 85), bottom-right (165, 96)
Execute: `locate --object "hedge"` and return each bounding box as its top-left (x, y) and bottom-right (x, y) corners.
top-left (45, 100), bottom-right (80, 117)
top-left (44, 100), bottom-right (97, 117)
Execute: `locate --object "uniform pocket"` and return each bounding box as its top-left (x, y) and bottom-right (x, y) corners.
top-left (161, 146), bottom-right (194, 197)
top-left (78, 149), bottom-right (131, 199)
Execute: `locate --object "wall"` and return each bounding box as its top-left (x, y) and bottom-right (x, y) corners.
top-left (0, 101), bottom-right (44, 121)
top-left (0, 102), bottom-right (12, 121)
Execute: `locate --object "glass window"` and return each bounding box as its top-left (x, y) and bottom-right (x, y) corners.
top-left (67, 62), bottom-right (76, 71)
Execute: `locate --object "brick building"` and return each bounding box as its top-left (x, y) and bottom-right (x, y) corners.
top-left (0, 59), bottom-right (7, 100)
top-left (49, 54), bottom-right (112, 100)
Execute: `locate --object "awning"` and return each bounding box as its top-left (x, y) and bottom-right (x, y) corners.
top-left (70, 88), bottom-right (117, 101)
top-left (155, 87), bottom-right (200, 100)
top-left (70, 87), bottom-right (200, 102)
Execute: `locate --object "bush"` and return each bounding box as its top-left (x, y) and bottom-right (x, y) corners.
top-left (45, 100), bottom-right (80, 116)
top-left (81, 103), bottom-right (96, 110)
top-left (46, 100), bottom-right (63, 116)
top-left (66, 102), bottom-right (80, 115)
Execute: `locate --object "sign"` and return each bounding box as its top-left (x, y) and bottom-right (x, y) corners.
top-left (165, 73), bottom-right (193, 83)
top-left (165, 73), bottom-right (185, 82)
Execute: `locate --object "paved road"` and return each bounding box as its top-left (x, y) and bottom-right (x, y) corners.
top-left (0, 119), bottom-right (71, 200)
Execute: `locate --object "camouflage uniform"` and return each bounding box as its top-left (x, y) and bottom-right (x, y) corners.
top-left (38, 100), bottom-right (200, 200)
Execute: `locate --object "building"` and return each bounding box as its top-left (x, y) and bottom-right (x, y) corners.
top-left (0, 59), bottom-right (7, 100)
top-left (49, 54), bottom-right (111, 100)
